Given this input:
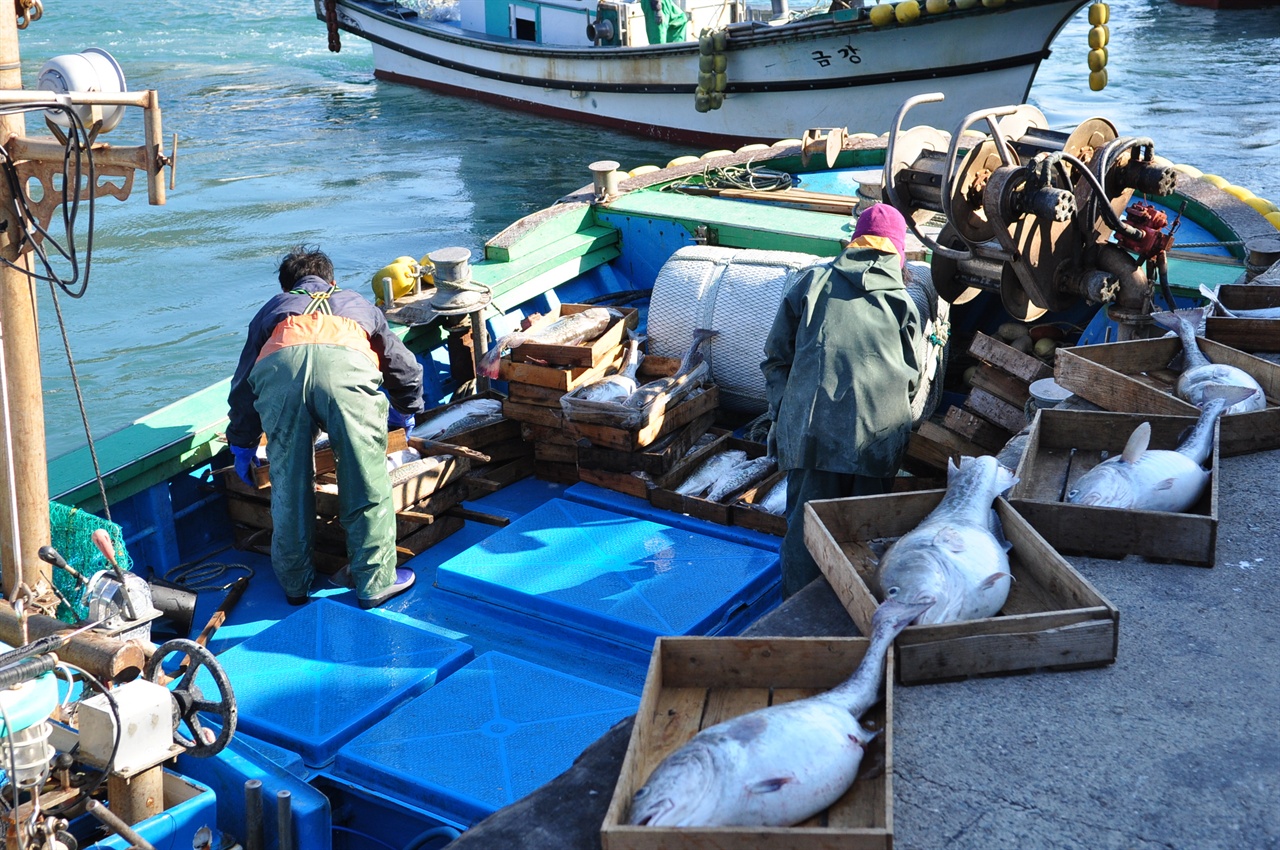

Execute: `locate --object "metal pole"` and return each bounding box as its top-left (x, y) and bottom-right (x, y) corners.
top-left (0, 2), bottom-right (51, 595)
top-left (276, 789), bottom-right (293, 850)
top-left (244, 779), bottom-right (263, 850)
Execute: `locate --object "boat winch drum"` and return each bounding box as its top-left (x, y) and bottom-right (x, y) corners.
top-left (647, 247), bottom-right (948, 420)
top-left (647, 246), bottom-right (824, 413)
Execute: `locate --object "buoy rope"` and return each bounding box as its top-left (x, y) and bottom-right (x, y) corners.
top-left (1172, 240), bottom-right (1245, 249)
top-left (325, 0), bottom-right (342, 53)
top-left (666, 162), bottom-right (795, 194)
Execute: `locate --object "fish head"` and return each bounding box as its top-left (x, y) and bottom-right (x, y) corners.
top-left (627, 743), bottom-right (721, 827)
top-left (948, 455), bottom-right (1018, 497)
top-left (875, 546), bottom-right (949, 620)
top-left (1065, 460), bottom-right (1136, 507)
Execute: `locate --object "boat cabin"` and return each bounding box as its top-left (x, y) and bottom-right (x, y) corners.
top-left (453, 0), bottom-right (747, 47)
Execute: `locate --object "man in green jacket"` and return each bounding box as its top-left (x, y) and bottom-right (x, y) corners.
top-left (762, 204), bottom-right (923, 598)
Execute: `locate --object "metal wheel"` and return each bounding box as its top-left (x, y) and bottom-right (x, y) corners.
top-left (144, 638), bottom-right (237, 758)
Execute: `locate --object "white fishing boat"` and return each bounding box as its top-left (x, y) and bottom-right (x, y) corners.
top-left (315, 0), bottom-right (1093, 146)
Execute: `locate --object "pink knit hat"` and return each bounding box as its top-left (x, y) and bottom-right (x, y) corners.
top-left (852, 203), bottom-right (907, 267)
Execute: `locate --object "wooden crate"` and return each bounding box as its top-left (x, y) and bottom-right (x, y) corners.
top-left (1055, 336), bottom-right (1280, 456)
top-left (731, 468), bottom-right (788, 536)
top-left (499, 343), bottom-right (627, 392)
top-left (1007, 407), bottom-right (1218, 566)
top-left (242, 430), bottom-right (408, 489)
top-left (314, 454), bottom-right (470, 514)
top-left (601, 636), bottom-right (894, 850)
top-left (1206, 284), bottom-right (1280, 352)
top-left (805, 491), bottom-right (1118, 684)
top-left (650, 434), bottom-right (770, 526)
top-left (233, 514), bottom-right (464, 571)
top-left (508, 304), bottom-right (638, 368)
top-left (466, 455), bottom-right (535, 495)
top-left (568, 385), bottom-right (720, 452)
top-left (577, 410), bottom-right (717, 476)
top-left (578, 467), bottom-right (651, 499)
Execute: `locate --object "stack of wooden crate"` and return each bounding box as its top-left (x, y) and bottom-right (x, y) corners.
top-left (905, 330), bottom-right (1050, 474)
top-left (412, 390), bottom-right (535, 496)
top-left (222, 429), bottom-right (471, 574)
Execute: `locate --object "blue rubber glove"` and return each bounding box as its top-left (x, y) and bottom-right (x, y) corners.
top-left (388, 408), bottom-right (417, 432)
top-left (230, 445), bottom-right (259, 486)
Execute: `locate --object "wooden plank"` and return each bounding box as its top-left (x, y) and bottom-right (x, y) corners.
top-left (498, 342), bottom-right (626, 390)
top-left (969, 364), bottom-right (1032, 408)
top-left (578, 466), bottom-right (651, 499)
top-left (511, 305), bottom-right (638, 368)
top-left (1207, 317), bottom-right (1280, 352)
top-left (577, 410), bottom-right (716, 476)
top-left (534, 442), bottom-right (579, 465)
top-left (520, 422), bottom-right (582, 447)
top-left (535, 460), bottom-right (580, 484)
top-left (942, 405), bottom-right (1010, 451)
top-left (569, 386), bottom-right (719, 452)
top-left (503, 400), bottom-right (565, 428)
top-left (466, 455), bottom-right (535, 494)
top-left (507, 381), bottom-right (568, 407)
top-left (968, 331), bottom-right (1053, 383)
top-left (964, 388), bottom-right (1026, 433)
top-left (916, 421), bottom-right (990, 459)
top-left (904, 431), bottom-right (955, 473)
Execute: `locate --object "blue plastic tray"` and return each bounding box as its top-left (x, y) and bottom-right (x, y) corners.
top-left (433, 499), bottom-right (779, 651)
top-left (197, 599), bottom-right (473, 767)
top-left (333, 651), bottom-right (637, 825)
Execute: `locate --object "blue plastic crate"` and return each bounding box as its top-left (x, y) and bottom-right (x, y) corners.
top-left (196, 599), bottom-right (473, 767)
top-left (433, 499), bottom-right (779, 651)
top-left (333, 652), bottom-right (637, 825)
top-left (84, 770), bottom-right (216, 850)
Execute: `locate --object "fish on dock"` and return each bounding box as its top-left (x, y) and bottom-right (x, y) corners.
top-left (1152, 306), bottom-right (1265, 414)
top-left (675, 449), bottom-right (748, 497)
top-left (409, 397), bottom-right (504, 441)
top-left (1199, 283), bottom-right (1280, 320)
top-left (626, 597), bottom-right (934, 828)
top-left (873, 455), bottom-right (1015, 625)
top-left (1065, 385), bottom-right (1252, 512)
top-left (477, 307), bottom-right (620, 378)
top-left (624, 328), bottom-right (718, 409)
top-left (759, 477), bottom-right (787, 515)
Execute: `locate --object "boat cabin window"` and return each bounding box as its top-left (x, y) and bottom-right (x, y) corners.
top-left (511, 4), bottom-right (537, 41)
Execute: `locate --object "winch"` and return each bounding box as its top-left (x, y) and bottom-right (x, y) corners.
top-left (883, 93), bottom-right (1179, 337)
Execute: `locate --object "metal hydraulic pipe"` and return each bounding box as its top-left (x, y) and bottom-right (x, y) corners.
top-left (244, 779), bottom-right (264, 850)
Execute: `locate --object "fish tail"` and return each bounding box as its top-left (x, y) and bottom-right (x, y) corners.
top-left (478, 332), bottom-right (525, 379)
top-left (1151, 305), bottom-right (1208, 336)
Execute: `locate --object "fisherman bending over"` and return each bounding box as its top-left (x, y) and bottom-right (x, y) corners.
top-left (762, 204), bottom-right (923, 598)
top-left (227, 246), bottom-right (424, 608)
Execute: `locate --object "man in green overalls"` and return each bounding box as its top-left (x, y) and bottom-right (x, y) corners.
top-left (642, 0), bottom-right (688, 45)
top-left (227, 246), bottom-right (424, 608)
top-left (762, 204), bottom-right (923, 598)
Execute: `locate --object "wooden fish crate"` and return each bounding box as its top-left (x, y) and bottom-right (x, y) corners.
top-left (1206, 284), bottom-right (1280, 352)
top-left (231, 512), bottom-right (464, 573)
top-left (805, 491), bottom-right (1118, 684)
top-left (601, 635), bottom-right (894, 850)
top-left (466, 455), bottom-right (535, 496)
top-left (1007, 407), bottom-right (1218, 566)
top-left (499, 342), bottom-right (627, 392)
top-left (650, 433), bottom-right (771, 526)
top-left (568, 384), bottom-right (720, 452)
top-left (1054, 336), bottom-right (1280, 456)
top-left (508, 304), bottom-right (638, 368)
top-left (315, 454), bottom-right (471, 515)
top-left (243, 430), bottom-right (408, 489)
top-left (577, 410), bottom-right (717, 476)
top-left (731, 469), bottom-right (788, 536)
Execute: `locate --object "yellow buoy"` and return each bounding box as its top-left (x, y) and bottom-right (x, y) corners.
top-left (1244, 197), bottom-right (1279, 215)
top-left (1171, 163), bottom-right (1203, 179)
top-left (1266, 211), bottom-right (1280, 230)
top-left (772, 138), bottom-right (803, 147)
top-left (1200, 174), bottom-right (1230, 188)
top-left (667, 155), bottom-right (700, 168)
top-left (869, 3), bottom-right (896, 25)
top-left (1223, 184), bottom-right (1257, 202)
top-left (701, 149), bottom-right (734, 159)
top-left (1089, 69), bottom-right (1107, 91)
top-left (1087, 47), bottom-right (1107, 72)
top-left (1089, 2), bottom-right (1109, 25)
top-left (628, 165), bottom-right (661, 178)
top-left (1088, 24), bottom-right (1109, 49)
top-left (896, 1), bottom-right (921, 23)
top-left (371, 257), bottom-right (420, 306)
top-left (736, 143), bottom-right (770, 153)
top-left (926, 0), bottom-right (949, 12)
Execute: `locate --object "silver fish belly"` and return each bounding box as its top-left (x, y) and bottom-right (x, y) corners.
top-left (874, 455), bottom-right (1015, 625)
top-left (705, 456), bottom-right (777, 503)
top-left (410, 398), bottom-right (503, 440)
top-left (675, 450), bottom-right (748, 497)
top-left (759, 477), bottom-right (788, 515)
top-left (626, 598), bottom-right (932, 828)
top-left (1155, 306), bottom-right (1265, 414)
top-left (479, 307), bottom-right (619, 378)
top-left (625, 328), bottom-right (718, 409)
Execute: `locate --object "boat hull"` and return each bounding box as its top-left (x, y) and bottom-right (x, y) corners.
top-left (324, 0), bottom-right (1090, 147)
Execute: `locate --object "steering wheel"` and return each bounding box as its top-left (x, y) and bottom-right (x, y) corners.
top-left (144, 639), bottom-right (237, 758)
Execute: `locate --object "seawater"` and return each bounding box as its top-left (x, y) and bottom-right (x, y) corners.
top-left (20, 0), bottom-right (1280, 460)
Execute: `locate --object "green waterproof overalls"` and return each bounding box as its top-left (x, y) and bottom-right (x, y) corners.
top-left (248, 286), bottom-right (397, 601)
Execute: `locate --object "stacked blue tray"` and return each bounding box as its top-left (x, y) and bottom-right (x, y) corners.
top-left (332, 651), bottom-right (638, 825)
top-left (197, 599), bottom-right (473, 767)
top-left (432, 498), bottom-right (780, 655)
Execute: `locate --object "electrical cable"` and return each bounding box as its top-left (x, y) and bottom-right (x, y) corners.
top-left (58, 662), bottom-right (119, 802)
top-left (162, 562), bottom-right (255, 593)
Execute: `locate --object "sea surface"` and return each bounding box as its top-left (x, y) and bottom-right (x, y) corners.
top-left (20, 0), bottom-right (1280, 460)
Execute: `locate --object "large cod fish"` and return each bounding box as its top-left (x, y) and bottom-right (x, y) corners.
top-left (1066, 385), bottom-right (1252, 511)
top-left (1152, 305), bottom-right (1265, 414)
top-left (873, 455), bottom-right (1015, 625)
top-left (477, 307), bottom-right (620, 379)
top-left (626, 597), bottom-right (933, 828)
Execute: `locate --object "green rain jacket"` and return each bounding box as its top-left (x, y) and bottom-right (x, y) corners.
top-left (762, 245), bottom-right (923, 478)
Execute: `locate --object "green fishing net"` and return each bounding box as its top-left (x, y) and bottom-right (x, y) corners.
top-left (48, 502), bottom-right (133, 624)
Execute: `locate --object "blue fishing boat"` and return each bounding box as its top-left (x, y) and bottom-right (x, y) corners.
top-left (4, 14), bottom-right (1280, 850)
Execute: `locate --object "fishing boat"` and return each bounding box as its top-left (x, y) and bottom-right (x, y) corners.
top-left (313, 0), bottom-right (1096, 146)
top-left (5, 14), bottom-right (1280, 850)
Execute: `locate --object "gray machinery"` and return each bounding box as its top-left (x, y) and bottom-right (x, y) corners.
top-left (883, 93), bottom-right (1179, 338)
